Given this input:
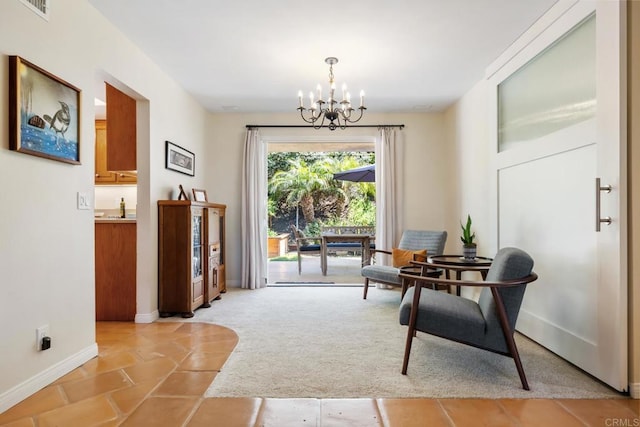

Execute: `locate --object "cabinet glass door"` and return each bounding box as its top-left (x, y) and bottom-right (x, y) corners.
top-left (219, 213), bottom-right (225, 265)
top-left (192, 212), bottom-right (203, 279)
top-left (208, 209), bottom-right (220, 243)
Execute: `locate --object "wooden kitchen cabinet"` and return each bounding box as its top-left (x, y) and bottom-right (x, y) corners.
top-left (95, 120), bottom-right (116, 183)
top-left (105, 83), bottom-right (136, 172)
top-left (95, 120), bottom-right (137, 185)
top-left (95, 221), bottom-right (136, 321)
top-left (158, 200), bottom-right (226, 317)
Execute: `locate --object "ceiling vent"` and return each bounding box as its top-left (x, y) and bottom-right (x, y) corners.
top-left (19, 0), bottom-right (49, 21)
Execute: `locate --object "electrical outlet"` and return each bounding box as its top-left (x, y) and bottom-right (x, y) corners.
top-left (77, 192), bottom-right (91, 210)
top-left (36, 325), bottom-right (50, 351)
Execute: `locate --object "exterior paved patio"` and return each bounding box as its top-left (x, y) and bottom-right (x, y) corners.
top-left (268, 254), bottom-right (364, 285)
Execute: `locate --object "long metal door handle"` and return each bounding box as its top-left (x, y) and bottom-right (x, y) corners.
top-left (595, 177), bottom-right (612, 232)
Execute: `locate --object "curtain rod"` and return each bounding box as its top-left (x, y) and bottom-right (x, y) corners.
top-left (245, 124), bottom-right (404, 129)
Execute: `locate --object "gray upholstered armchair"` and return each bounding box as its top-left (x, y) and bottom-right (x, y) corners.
top-left (361, 230), bottom-right (447, 299)
top-left (398, 247), bottom-right (538, 390)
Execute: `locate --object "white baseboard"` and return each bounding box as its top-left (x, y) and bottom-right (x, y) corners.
top-left (0, 343), bottom-right (98, 413)
top-left (135, 310), bottom-right (159, 324)
top-left (630, 382), bottom-right (640, 399)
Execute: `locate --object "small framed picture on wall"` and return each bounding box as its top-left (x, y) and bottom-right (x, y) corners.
top-left (165, 140), bottom-right (195, 176)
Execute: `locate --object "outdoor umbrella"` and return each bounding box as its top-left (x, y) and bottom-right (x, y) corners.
top-left (332, 164), bottom-right (375, 182)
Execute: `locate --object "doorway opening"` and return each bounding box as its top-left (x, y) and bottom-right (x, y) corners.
top-left (93, 75), bottom-right (147, 322)
top-left (266, 140), bottom-right (375, 285)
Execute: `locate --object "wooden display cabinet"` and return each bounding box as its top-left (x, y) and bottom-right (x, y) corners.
top-left (158, 200), bottom-right (226, 317)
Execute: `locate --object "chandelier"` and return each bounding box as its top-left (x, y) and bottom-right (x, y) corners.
top-left (297, 57), bottom-right (366, 130)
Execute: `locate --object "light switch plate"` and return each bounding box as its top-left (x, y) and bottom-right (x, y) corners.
top-left (77, 192), bottom-right (91, 210)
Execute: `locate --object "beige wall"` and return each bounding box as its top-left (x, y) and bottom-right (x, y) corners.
top-left (443, 80), bottom-right (491, 258)
top-left (0, 0), bottom-right (209, 410)
top-left (628, 0), bottom-right (640, 397)
top-left (442, 79), bottom-right (494, 297)
top-left (205, 112), bottom-right (455, 285)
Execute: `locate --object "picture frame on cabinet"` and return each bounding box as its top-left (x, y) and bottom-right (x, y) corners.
top-left (9, 56), bottom-right (81, 165)
top-left (177, 185), bottom-right (189, 200)
top-left (192, 188), bottom-right (208, 202)
top-left (165, 140), bottom-right (195, 176)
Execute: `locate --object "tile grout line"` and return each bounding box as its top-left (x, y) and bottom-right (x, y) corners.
top-left (554, 401), bottom-right (595, 426)
top-left (252, 397), bottom-right (268, 427)
top-left (435, 399), bottom-right (457, 427)
top-left (493, 400), bottom-right (522, 427)
top-left (371, 399), bottom-right (384, 427)
top-left (110, 327), bottom-right (196, 425)
top-left (180, 396), bottom-right (205, 427)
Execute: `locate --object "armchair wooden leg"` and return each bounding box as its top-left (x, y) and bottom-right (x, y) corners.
top-left (510, 337), bottom-right (529, 391)
top-left (491, 288), bottom-right (530, 390)
top-left (402, 330), bottom-right (413, 375)
top-left (401, 278), bottom-right (409, 299)
top-left (363, 278), bottom-right (369, 299)
top-left (402, 284), bottom-right (423, 374)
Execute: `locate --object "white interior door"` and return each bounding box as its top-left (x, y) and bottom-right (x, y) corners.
top-left (488, 1), bottom-right (627, 391)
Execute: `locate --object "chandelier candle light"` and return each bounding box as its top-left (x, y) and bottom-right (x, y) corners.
top-left (297, 57), bottom-right (366, 130)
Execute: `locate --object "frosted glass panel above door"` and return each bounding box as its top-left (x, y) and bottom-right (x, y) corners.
top-left (498, 15), bottom-right (595, 152)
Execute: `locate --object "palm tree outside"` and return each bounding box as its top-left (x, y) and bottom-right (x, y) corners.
top-left (269, 158), bottom-right (328, 227)
top-left (267, 151), bottom-right (375, 240)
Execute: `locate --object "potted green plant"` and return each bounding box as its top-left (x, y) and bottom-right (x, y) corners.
top-left (460, 214), bottom-right (477, 260)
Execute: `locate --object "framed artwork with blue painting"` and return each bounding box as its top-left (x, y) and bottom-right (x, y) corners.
top-left (9, 56), bottom-right (81, 165)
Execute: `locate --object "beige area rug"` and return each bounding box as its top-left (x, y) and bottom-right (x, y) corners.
top-left (190, 287), bottom-right (622, 399)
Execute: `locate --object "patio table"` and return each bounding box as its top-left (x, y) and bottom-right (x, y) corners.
top-left (320, 232), bottom-right (373, 276)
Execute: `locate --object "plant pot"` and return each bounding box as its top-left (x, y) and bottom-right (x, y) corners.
top-left (462, 244), bottom-right (477, 260)
top-left (268, 234), bottom-right (290, 258)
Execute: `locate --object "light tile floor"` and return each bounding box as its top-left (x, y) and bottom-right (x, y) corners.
top-left (268, 254), bottom-right (365, 285)
top-left (1, 322), bottom-right (638, 426)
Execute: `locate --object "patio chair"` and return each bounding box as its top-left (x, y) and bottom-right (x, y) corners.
top-left (290, 225), bottom-right (321, 274)
top-left (398, 247), bottom-right (538, 389)
top-left (361, 230), bottom-right (447, 299)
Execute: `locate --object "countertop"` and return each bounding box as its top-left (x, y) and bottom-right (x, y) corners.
top-left (95, 218), bottom-right (136, 224)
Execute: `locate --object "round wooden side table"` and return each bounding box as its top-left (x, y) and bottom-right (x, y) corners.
top-left (426, 255), bottom-right (493, 296)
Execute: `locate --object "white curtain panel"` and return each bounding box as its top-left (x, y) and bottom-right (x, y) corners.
top-left (241, 128), bottom-right (267, 289)
top-left (375, 127), bottom-right (402, 265)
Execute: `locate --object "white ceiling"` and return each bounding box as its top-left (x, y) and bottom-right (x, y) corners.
top-left (88, 0), bottom-right (558, 114)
